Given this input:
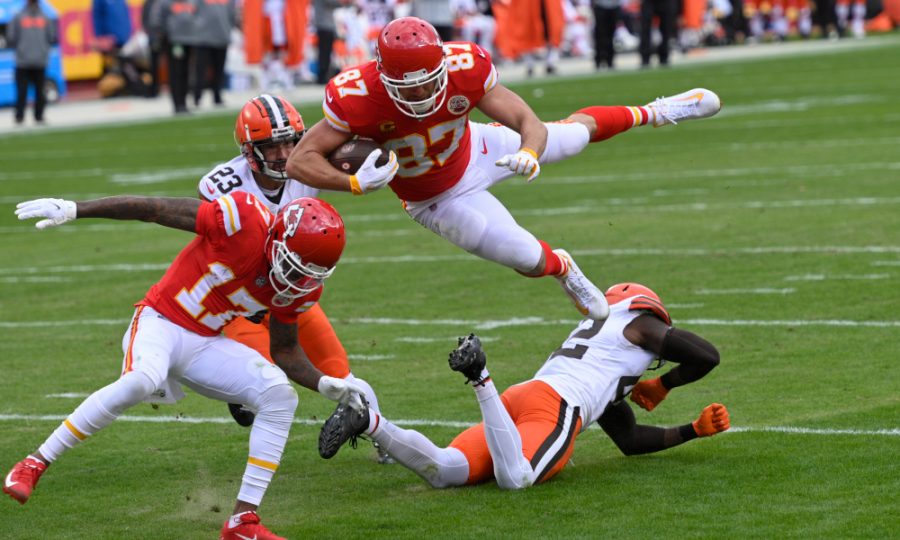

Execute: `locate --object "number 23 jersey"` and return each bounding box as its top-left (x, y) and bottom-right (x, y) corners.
top-left (138, 193), bottom-right (321, 337)
top-left (198, 155), bottom-right (320, 215)
top-left (322, 42), bottom-right (499, 202)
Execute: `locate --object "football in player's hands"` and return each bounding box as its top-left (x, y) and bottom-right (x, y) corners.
top-left (328, 138), bottom-right (389, 175)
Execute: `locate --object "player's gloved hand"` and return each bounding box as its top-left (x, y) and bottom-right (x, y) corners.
top-left (349, 149), bottom-right (399, 195)
top-left (495, 147), bottom-right (541, 182)
top-left (629, 377), bottom-right (669, 411)
top-left (317, 375), bottom-right (366, 412)
top-left (15, 198), bottom-right (77, 230)
top-left (692, 403), bottom-right (730, 437)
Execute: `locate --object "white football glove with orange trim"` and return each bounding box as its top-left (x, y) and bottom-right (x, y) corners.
top-left (349, 149), bottom-right (399, 195)
top-left (495, 147), bottom-right (541, 182)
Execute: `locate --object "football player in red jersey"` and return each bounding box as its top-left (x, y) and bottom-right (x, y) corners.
top-left (319, 283), bottom-right (730, 490)
top-left (287, 16), bottom-right (722, 322)
top-left (202, 95), bottom-right (387, 463)
top-left (7, 195), bottom-right (366, 540)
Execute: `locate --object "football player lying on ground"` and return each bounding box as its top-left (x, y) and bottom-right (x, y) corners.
top-left (288, 16), bottom-right (722, 322)
top-left (202, 93), bottom-right (391, 463)
top-left (7, 194), bottom-right (366, 540)
top-left (319, 283), bottom-right (730, 490)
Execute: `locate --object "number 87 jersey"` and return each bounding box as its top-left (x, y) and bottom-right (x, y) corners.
top-left (322, 40), bottom-right (499, 203)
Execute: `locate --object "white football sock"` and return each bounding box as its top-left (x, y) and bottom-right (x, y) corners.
top-left (238, 384), bottom-right (297, 505)
top-left (472, 377), bottom-right (536, 490)
top-left (368, 413), bottom-right (469, 488)
top-left (39, 371), bottom-right (155, 462)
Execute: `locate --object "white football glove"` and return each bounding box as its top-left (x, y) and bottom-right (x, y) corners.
top-left (15, 198), bottom-right (77, 230)
top-left (348, 149), bottom-right (399, 195)
top-left (495, 148), bottom-right (541, 182)
top-left (317, 375), bottom-right (366, 412)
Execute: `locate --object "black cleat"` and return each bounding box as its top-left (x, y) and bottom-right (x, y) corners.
top-left (318, 401), bottom-right (369, 459)
top-left (449, 334), bottom-right (487, 385)
top-left (228, 402), bottom-right (256, 428)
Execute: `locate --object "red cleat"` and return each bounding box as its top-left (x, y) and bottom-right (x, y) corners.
top-left (3, 456), bottom-right (48, 504)
top-left (220, 511), bottom-right (286, 540)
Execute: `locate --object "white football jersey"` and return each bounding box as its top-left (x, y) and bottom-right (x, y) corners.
top-left (198, 155), bottom-right (320, 214)
top-left (532, 300), bottom-right (657, 429)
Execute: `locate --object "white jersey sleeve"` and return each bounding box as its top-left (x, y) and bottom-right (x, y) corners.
top-left (198, 155), bottom-right (321, 214)
top-left (533, 301), bottom-right (657, 428)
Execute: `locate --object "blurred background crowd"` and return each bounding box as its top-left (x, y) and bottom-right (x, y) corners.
top-left (2, 0), bottom-right (899, 119)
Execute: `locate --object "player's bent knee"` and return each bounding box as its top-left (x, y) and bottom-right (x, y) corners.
top-left (254, 383), bottom-right (299, 418)
top-left (104, 370), bottom-right (158, 413)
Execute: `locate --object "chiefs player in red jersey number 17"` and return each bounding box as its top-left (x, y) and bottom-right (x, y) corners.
top-left (287, 16), bottom-right (722, 322)
top-left (8, 194), bottom-right (366, 540)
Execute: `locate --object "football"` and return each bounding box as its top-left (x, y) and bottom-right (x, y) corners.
top-left (327, 138), bottom-right (389, 175)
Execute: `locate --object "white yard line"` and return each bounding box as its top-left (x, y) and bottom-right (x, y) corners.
top-left (694, 288), bottom-right (796, 295)
top-left (1, 245), bottom-right (899, 275)
top-left (0, 413), bottom-right (895, 436)
top-left (4, 316), bottom-right (898, 329)
top-left (783, 273), bottom-right (890, 281)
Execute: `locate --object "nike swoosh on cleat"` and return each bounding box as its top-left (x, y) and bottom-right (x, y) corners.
top-left (677, 92), bottom-right (705, 102)
top-left (235, 534), bottom-right (257, 540)
top-left (4, 470), bottom-right (18, 489)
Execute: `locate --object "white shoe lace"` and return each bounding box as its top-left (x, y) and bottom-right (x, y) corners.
top-left (650, 96), bottom-right (699, 125)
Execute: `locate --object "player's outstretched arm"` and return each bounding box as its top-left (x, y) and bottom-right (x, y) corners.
top-left (478, 84), bottom-right (548, 183)
top-left (624, 314), bottom-right (720, 411)
top-left (16, 196), bottom-right (201, 232)
top-left (598, 400), bottom-right (729, 456)
top-left (269, 317), bottom-right (365, 411)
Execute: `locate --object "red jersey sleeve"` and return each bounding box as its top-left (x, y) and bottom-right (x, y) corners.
top-left (195, 193), bottom-right (274, 272)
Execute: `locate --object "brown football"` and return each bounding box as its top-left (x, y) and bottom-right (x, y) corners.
top-left (327, 138), bottom-right (389, 175)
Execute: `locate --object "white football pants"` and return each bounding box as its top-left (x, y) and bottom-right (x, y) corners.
top-left (404, 120), bottom-right (590, 273)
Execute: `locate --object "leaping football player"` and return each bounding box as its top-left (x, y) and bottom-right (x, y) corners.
top-left (286, 16), bottom-right (722, 322)
top-left (319, 283), bottom-right (731, 490)
top-left (7, 194), bottom-right (366, 540)
top-left (199, 94), bottom-right (390, 464)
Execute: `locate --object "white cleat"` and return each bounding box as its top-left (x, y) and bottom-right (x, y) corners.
top-left (553, 249), bottom-right (609, 320)
top-left (647, 88), bottom-right (722, 127)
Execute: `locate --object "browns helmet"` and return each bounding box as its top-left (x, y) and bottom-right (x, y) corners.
top-left (235, 94), bottom-right (304, 181)
top-left (605, 283), bottom-right (671, 325)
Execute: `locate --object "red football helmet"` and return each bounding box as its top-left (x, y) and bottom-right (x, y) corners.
top-left (235, 94), bottom-right (304, 181)
top-left (265, 198), bottom-right (345, 306)
top-left (376, 17), bottom-right (447, 119)
top-left (605, 283), bottom-right (671, 325)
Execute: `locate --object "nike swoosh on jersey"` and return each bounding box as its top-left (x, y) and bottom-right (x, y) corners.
top-left (480, 139), bottom-right (488, 154)
top-left (206, 184), bottom-right (216, 194)
top-left (326, 91), bottom-right (333, 103)
top-left (4, 470), bottom-right (18, 489)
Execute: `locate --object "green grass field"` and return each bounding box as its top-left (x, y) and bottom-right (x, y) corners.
top-left (1, 38), bottom-right (899, 539)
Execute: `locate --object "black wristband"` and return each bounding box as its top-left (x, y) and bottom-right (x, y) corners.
top-left (679, 423), bottom-right (699, 442)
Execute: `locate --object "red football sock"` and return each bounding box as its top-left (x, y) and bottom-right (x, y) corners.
top-left (539, 240), bottom-right (566, 277)
top-left (576, 105), bottom-right (649, 142)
